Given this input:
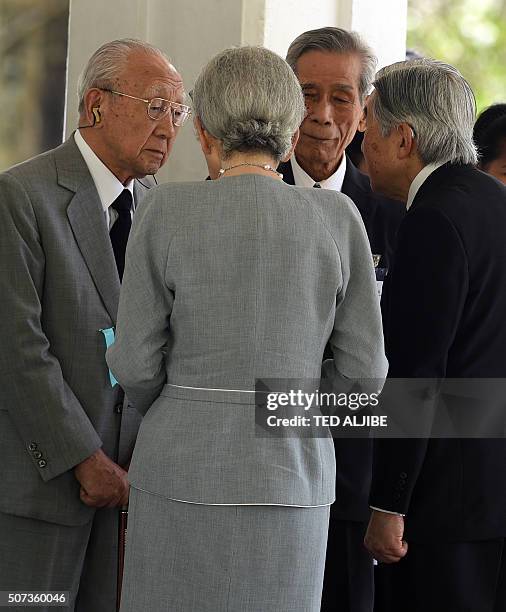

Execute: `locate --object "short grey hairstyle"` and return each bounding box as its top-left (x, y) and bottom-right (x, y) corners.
top-left (192, 46), bottom-right (306, 161)
top-left (371, 59), bottom-right (477, 165)
top-left (285, 27), bottom-right (377, 103)
top-left (77, 38), bottom-right (171, 114)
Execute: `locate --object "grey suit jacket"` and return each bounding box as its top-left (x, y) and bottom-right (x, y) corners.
top-left (0, 137), bottom-right (144, 526)
top-left (107, 176), bottom-right (387, 506)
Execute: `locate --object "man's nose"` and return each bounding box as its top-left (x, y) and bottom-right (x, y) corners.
top-left (308, 97), bottom-right (334, 125)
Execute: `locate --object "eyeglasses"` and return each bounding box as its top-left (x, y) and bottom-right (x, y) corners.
top-left (102, 89), bottom-right (191, 126)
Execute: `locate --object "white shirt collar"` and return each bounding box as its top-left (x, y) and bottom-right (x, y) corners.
top-left (406, 161), bottom-right (447, 210)
top-left (290, 153), bottom-right (347, 191)
top-left (74, 130), bottom-right (134, 213)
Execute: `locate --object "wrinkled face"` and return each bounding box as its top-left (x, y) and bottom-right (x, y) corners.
top-left (98, 50), bottom-right (185, 182)
top-left (482, 140), bottom-right (506, 185)
top-left (294, 51), bottom-right (365, 174)
top-left (362, 92), bottom-right (399, 197)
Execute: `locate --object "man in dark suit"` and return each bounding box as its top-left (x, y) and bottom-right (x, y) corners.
top-left (363, 58), bottom-right (506, 611)
top-left (281, 27), bottom-right (404, 612)
top-left (0, 39), bottom-right (188, 611)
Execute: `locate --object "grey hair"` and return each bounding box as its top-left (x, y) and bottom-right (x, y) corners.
top-left (192, 46), bottom-right (306, 161)
top-left (285, 27), bottom-right (377, 103)
top-left (371, 59), bottom-right (478, 165)
top-left (77, 38), bottom-right (171, 113)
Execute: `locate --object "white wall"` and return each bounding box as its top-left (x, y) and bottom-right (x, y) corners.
top-left (65, 0), bottom-right (407, 182)
top-left (347, 0), bottom-right (408, 69)
top-left (262, 0), bottom-right (340, 58)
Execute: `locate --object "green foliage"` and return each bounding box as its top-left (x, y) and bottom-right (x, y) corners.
top-left (408, 0), bottom-right (506, 113)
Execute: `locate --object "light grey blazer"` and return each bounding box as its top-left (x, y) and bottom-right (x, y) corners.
top-left (0, 137), bottom-right (144, 525)
top-left (107, 175), bottom-right (388, 506)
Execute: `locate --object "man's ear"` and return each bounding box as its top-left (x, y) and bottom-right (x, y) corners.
top-left (397, 122), bottom-right (416, 159)
top-left (280, 129), bottom-right (300, 163)
top-left (81, 88), bottom-right (104, 128)
top-left (357, 107), bottom-right (366, 132)
top-left (194, 117), bottom-right (214, 155)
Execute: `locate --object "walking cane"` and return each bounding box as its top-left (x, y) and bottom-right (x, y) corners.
top-left (114, 393), bottom-right (129, 612)
top-left (117, 504), bottom-right (128, 612)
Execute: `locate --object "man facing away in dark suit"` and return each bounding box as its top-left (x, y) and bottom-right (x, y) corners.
top-left (363, 59), bottom-right (506, 611)
top-left (0, 39), bottom-right (188, 611)
top-left (279, 27), bottom-right (404, 612)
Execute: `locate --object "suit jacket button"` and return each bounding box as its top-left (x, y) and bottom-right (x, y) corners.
top-left (400, 472), bottom-right (408, 479)
top-left (38, 459), bottom-right (47, 468)
top-left (28, 443), bottom-right (38, 451)
top-left (114, 403), bottom-right (123, 414)
top-left (33, 451), bottom-right (42, 459)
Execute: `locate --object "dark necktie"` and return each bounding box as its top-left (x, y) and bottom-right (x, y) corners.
top-left (313, 183), bottom-right (321, 188)
top-left (109, 189), bottom-right (132, 281)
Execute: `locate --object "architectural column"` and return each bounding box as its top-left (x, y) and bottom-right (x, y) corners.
top-left (66, 0), bottom-right (407, 182)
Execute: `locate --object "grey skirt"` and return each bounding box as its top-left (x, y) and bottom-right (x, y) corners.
top-left (120, 487), bottom-right (330, 612)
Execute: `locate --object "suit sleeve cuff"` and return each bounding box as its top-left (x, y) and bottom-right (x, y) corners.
top-left (370, 505), bottom-right (406, 517)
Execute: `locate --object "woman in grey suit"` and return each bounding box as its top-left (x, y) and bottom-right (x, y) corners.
top-left (107, 46), bottom-right (387, 612)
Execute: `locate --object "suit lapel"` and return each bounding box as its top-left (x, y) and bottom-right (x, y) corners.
top-left (278, 160), bottom-right (295, 185)
top-left (341, 158), bottom-right (371, 225)
top-left (55, 138), bottom-right (120, 322)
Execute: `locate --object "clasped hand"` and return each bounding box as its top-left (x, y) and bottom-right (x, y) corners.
top-left (364, 510), bottom-right (408, 564)
top-left (74, 448), bottom-right (129, 508)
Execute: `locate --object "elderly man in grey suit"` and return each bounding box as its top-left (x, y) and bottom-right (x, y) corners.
top-left (0, 38), bottom-right (189, 611)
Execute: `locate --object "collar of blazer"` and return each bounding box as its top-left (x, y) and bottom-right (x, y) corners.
top-left (56, 136), bottom-right (146, 322)
top-left (340, 157), bottom-right (371, 222)
top-left (408, 162), bottom-right (473, 212)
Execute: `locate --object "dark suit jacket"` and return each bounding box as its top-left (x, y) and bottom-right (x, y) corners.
top-left (280, 156), bottom-right (405, 521)
top-left (371, 163), bottom-right (506, 541)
